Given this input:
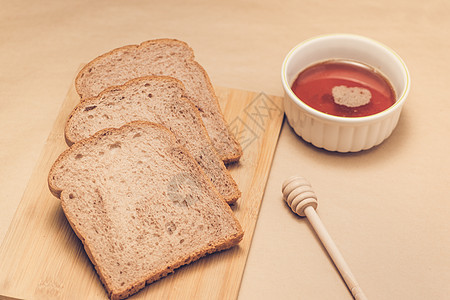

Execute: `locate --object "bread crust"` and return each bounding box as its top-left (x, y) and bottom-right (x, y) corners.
top-left (48, 121), bottom-right (244, 300)
top-left (74, 39), bottom-right (242, 163)
top-left (188, 60), bottom-right (243, 164)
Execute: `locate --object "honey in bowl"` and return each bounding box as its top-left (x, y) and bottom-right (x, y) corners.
top-left (291, 59), bottom-right (396, 118)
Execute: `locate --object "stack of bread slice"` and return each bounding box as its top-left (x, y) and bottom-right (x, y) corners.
top-left (75, 39), bottom-right (242, 163)
top-left (48, 39), bottom-right (243, 300)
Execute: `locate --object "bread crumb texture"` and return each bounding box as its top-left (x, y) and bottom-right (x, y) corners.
top-left (332, 85), bottom-right (371, 108)
top-left (75, 39), bottom-right (242, 163)
top-left (66, 76), bottom-right (240, 203)
top-left (48, 122), bottom-right (243, 300)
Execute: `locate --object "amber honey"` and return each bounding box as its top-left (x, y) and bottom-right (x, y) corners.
top-left (291, 59), bottom-right (396, 117)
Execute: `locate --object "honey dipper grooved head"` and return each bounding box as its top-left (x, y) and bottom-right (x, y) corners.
top-left (282, 176), bottom-right (318, 217)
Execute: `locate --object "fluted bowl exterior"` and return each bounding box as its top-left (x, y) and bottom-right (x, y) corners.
top-left (281, 34), bottom-right (410, 152)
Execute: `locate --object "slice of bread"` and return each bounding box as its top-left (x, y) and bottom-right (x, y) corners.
top-left (66, 76), bottom-right (240, 204)
top-left (75, 39), bottom-right (242, 163)
top-left (48, 121), bottom-right (244, 300)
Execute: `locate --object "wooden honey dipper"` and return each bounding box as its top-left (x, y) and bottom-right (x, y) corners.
top-left (282, 176), bottom-right (368, 300)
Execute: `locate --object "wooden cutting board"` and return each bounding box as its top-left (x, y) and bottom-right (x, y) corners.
top-left (0, 78), bottom-right (284, 300)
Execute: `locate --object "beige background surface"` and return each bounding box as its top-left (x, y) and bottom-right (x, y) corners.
top-left (1, 0), bottom-right (449, 299)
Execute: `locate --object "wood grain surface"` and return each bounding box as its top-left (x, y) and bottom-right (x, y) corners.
top-left (0, 78), bottom-right (284, 300)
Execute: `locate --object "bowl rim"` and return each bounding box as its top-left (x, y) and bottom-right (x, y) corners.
top-left (281, 33), bottom-right (411, 124)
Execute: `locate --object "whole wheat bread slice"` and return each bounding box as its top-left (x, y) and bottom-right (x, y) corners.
top-left (48, 121), bottom-right (244, 300)
top-left (75, 39), bottom-right (242, 163)
top-left (66, 76), bottom-right (240, 204)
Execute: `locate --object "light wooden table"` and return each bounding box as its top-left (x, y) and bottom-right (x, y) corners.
top-left (1, 1), bottom-right (449, 299)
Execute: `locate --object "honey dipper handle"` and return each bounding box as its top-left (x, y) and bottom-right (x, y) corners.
top-left (304, 206), bottom-right (368, 300)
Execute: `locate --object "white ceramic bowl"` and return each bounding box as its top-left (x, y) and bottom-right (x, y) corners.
top-left (281, 34), bottom-right (411, 152)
